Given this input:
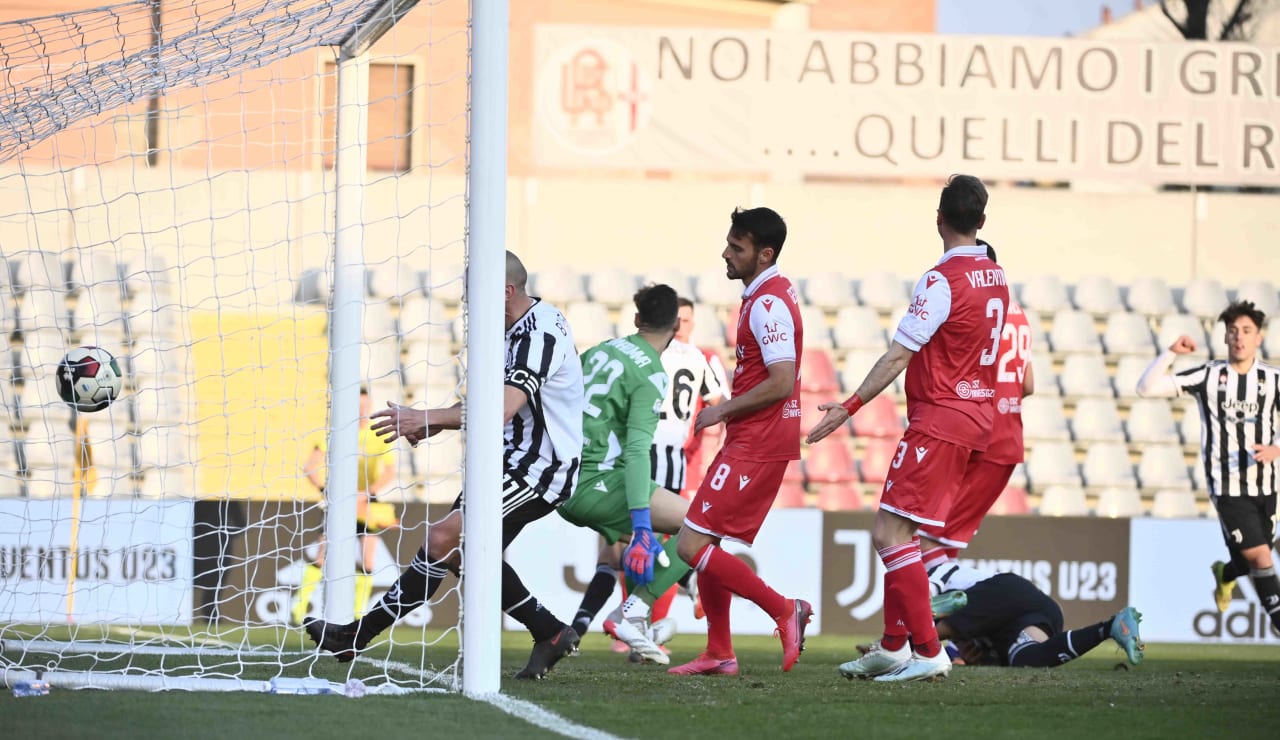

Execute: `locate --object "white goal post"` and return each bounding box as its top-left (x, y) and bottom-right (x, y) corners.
top-left (0, 0), bottom-right (507, 694)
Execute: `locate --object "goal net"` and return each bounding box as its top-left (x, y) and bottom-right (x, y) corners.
top-left (0, 0), bottom-right (479, 694)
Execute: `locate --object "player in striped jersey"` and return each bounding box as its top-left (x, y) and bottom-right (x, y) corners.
top-left (652, 298), bottom-right (729, 493)
top-left (559, 284), bottom-right (696, 664)
top-left (306, 251), bottom-right (588, 680)
top-left (1136, 300), bottom-right (1280, 633)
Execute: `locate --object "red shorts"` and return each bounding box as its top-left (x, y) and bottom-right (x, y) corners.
top-left (878, 429), bottom-right (977, 528)
top-left (917, 454), bottom-right (1016, 548)
top-left (684, 452), bottom-right (789, 545)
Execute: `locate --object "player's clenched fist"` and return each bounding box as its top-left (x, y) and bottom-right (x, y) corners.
top-left (1169, 335), bottom-right (1197, 354)
top-left (805, 401), bottom-right (850, 444)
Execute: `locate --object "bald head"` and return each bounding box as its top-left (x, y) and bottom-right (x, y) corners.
top-left (506, 251), bottom-right (528, 293)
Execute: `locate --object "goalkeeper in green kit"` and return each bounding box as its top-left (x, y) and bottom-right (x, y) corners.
top-left (558, 283), bottom-right (693, 664)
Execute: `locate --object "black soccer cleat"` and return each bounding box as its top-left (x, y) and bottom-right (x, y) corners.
top-left (514, 625), bottom-right (580, 680)
top-left (303, 618), bottom-right (364, 663)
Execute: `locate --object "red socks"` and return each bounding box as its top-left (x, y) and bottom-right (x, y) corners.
top-left (650, 584), bottom-right (677, 622)
top-left (878, 538), bottom-right (940, 657)
top-left (693, 544), bottom-right (789, 657)
top-left (920, 545), bottom-right (950, 572)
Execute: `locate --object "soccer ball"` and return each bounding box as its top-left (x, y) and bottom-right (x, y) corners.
top-left (56, 346), bottom-right (124, 412)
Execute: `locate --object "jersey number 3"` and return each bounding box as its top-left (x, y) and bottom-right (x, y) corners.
top-left (979, 298), bottom-right (1005, 367)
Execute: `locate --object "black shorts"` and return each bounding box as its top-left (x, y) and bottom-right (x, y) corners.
top-left (450, 471), bottom-right (559, 550)
top-left (942, 573), bottom-right (1064, 666)
top-left (1212, 494), bottom-right (1278, 551)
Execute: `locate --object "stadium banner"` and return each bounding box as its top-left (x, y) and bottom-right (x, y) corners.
top-left (533, 25), bottom-right (1280, 187)
top-left (820, 512), bottom-right (1130, 636)
top-left (1129, 518), bottom-right (1280, 644)
top-left (0, 498), bottom-right (193, 624)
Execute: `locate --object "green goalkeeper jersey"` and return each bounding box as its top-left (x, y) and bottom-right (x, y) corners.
top-left (579, 334), bottom-right (669, 510)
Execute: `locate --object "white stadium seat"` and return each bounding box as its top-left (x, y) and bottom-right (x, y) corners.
top-left (362, 300), bottom-right (398, 342)
top-left (1137, 444), bottom-right (1192, 490)
top-left (1059, 354), bottom-right (1113, 398)
top-left (1095, 487), bottom-right (1144, 518)
top-left (424, 268), bottom-right (465, 306)
top-left (20, 288), bottom-right (70, 333)
top-left (1126, 399), bottom-right (1179, 444)
top-left (843, 350), bottom-right (904, 396)
top-left (694, 269), bottom-right (742, 308)
top-left (1181, 278), bottom-right (1228, 319)
top-left (800, 305), bottom-right (833, 349)
top-left (832, 306), bottom-right (886, 350)
top-left (1039, 485), bottom-right (1089, 516)
top-left (856, 271), bottom-right (909, 312)
top-left (1082, 442), bottom-right (1137, 488)
top-left (1026, 441), bottom-right (1081, 488)
top-left (127, 291), bottom-right (181, 339)
top-left (530, 268), bottom-right (587, 305)
top-left (1072, 275), bottom-right (1124, 315)
top-left (1235, 279), bottom-right (1279, 316)
top-left (361, 340), bottom-right (402, 386)
top-left (690, 304), bottom-right (726, 348)
top-left (804, 272), bottom-right (854, 310)
top-left (1071, 398), bottom-right (1125, 443)
top-left (1151, 489), bottom-right (1200, 518)
top-left (1018, 275), bottom-right (1070, 316)
top-left (1113, 355), bottom-right (1153, 400)
top-left (565, 302), bottom-right (614, 349)
top-left (1049, 310), bottom-right (1102, 354)
top-left (11, 249), bottom-right (64, 291)
top-left (1126, 277), bottom-right (1176, 316)
top-left (586, 266), bottom-right (639, 307)
top-left (1179, 409), bottom-right (1203, 447)
top-left (635, 268), bottom-right (694, 299)
top-left (1029, 353), bottom-right (1060, 396)
top-left (1157, 313), bottom-right (1211, 358)
top-left (398, 296), bottom-right (452, 345)
top-left (1021, 396), bottom-right (1071, 442)
top-left (1102, 312), bottom-right (1154, 356)
top-left (367, 263), bottom-right (424, 300)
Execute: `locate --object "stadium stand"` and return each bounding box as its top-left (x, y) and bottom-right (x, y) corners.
top-left (1071, 275), bottom-right (1124, 315)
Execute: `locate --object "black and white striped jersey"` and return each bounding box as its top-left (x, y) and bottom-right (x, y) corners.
top-left (504, 298), bottom-right (584, 502)
top-left (1174, 360), bottom-right (1280, 498)
top-left (650, 339), bottom-right (728, 491)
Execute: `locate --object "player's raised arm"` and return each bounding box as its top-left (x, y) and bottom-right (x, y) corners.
top-left (1135, 335), bottom-right (1199, 398)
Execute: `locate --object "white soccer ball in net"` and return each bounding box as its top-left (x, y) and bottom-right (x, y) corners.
top-left (56, 346), bottom-right (125, 412)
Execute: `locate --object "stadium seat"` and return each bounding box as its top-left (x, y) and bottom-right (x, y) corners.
top-left (1191, 462), bottom-right (1209, 492)
top-left (586, 266), bottom-right (639, 307)
top-left (362, 300), bottom-right (397, 342)
top-left (1157, 313), bottom-right (1211, 358)
top-left (530, 269), bottom-right (587, 305)
top-left (1072, 275), bottom-right (1123, 315)
top-left (856, 271), bottom-right (909, 312)
top-left (1095, 487), bottom-right (1144, 518)
top-left (1071, 398), bottom-right (1125, 443)
top-left (800, 349), bottom-right (840, 393)
top-left (1008, 462), bottom-right (1029, 490)
top-left (367, 263), bottom-right (425, 300)
top-left (831, 306), bottom-right (887, 350)
top-left (1125, 277), bottom-right (1176, 316)
top-left (1023, 310), bottom-right (1049, 353)
top-left (411, 433), bottom-right (465, 480)
top-left (1018, 275), bottom-right (1070, 316)
top-left (1049, 310), bottom-right (1103, 354)
top-left (692, 304), bottom-right (727, 348)
top-left (424, 268), bottom-right (465, 306)
top-left (635, 268), bottom-right (694, 299)
top-left (843, 350), bottom-right (904, 396)
top-left (565, 302), bottom-right (614, 349)
top-left (20, 288), bottom-right (70, 333)
top-left (1102, 312), bottom-right (1155, 356)
top-left (361, 340), bottom-right (402, 386)
top-left (128, 338), bottom-right (192, 384)
top-left (803, 272), bottom-right (853, 310)
top-left (858, 437), bottom-right (900, 483)
top-left (403, 341), bottom-right (458, 386)
top-left (1059, 354), bottom-right (1113, 398)
top-left (774, 480), bottom-right (808, 509)
top-left (1179, 409), bottom-right (1203, 447)
top-left (724, 303), bottom-right (741, 347)
top-left (18, 330), bottom-right (68, 385)
top-left (133, 384), bottom-right (193, 426)
top-left (11, 249), bottom-right (64, 291)
top-left (136, 428), bottom-right (188, 469)
top-left (801, 393), bottom-right (846, 438)
top-left (817, 483), bottom-right (864, 511)
top-left (1181, 278), bottom-right (1228, 319)
top-left (1038, 485), bottom-right (1089, 516)
top-left (1082, 442), bottom-right (1137, 488)
top-left (800, 305), bottom-right (833, 349)
top-left (66, 252), bottom-right (122, 295)
top-left (1113, 355), bottom-right (1152, 400)
top-left (1021, 396), bottom-right (1071, 442)
top-left (850, 395), bottom-right (903, 439)
top-left (1127, 399), bottom-right (1179, 444)
top-left (127, 291), bottom-right (181, 339)
top-left (1265, 328), bottom-right (1280, 360)
top-left (990, 486), bottom-right (1031, 515)
top-left (1025, 441), bottom-right (1082, 487)
top-left (1030, 355), bottom-right (1061, 396)
top-left (1137, 444), bottom-right (1192, 490)
top-left (805, 440), bottom-right (856, 485)
top-left (1235, 279), bottom-right (1279, 316)
top-left (398, 296), bottom-right (452, 345)
top-left (0, 468), bottom-right (21, 498)
top-left (694, 269), bottom-right (742, 308)
top-left (1151, 489), bottom-right (1200, 518)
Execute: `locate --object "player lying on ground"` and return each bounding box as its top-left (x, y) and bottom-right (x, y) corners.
top-left (305, 251), bottom-right (588, 680)
top-left (557, 284), bottom-right (694, 665)
top-left (841, 562), bottom-right (1143, 674)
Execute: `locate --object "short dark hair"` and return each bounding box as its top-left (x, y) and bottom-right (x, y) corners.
top-left (977, 238), bottom-right (997, 262)
top-left (729, 207), bottom-right (787, 260)
top-left (939, 175), bottom-right (988, 234)
top-left (635, 283), bottom-right (679, 331)
top-left (1219, 300), bottom-right (1266, 330)
top-left (677, 296), bottom-right (694, 310)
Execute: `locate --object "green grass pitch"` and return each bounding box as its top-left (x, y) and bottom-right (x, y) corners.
top-left (4, 628), bottom-right (1279, 740)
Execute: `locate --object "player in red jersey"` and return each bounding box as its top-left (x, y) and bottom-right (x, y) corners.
top-left (808, 175), bottom-right (1009, 683)
top-left (918, 241), bottom-right (1034, 568)
top-left (668, 207), bottom-right (814, 677)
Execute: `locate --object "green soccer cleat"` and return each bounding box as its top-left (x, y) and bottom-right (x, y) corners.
top-left (931, 590), bottom-right (968, 619)
top-left (1210, 561), bottom-right (1234, 613)
top-left (1109, 607), bottom-right (1145, 666)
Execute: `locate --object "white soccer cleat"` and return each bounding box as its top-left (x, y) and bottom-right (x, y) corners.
top-left (649, 617), bottom-right (678, 646)
top-left (872, 649), bottom-right (952, 683)
top-left (838, 641), bottom-right (910, 680)
top-left (604, 616), bottom-right (669, 665)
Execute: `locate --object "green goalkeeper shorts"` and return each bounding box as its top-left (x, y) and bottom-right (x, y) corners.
top-left (557, 469), bottom-right (659, 544)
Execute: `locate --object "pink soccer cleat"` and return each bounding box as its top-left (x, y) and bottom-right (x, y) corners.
top-left (775, 598), bottom-right (814, 672)
top-left (667, 653), bottom-right (739, 676)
